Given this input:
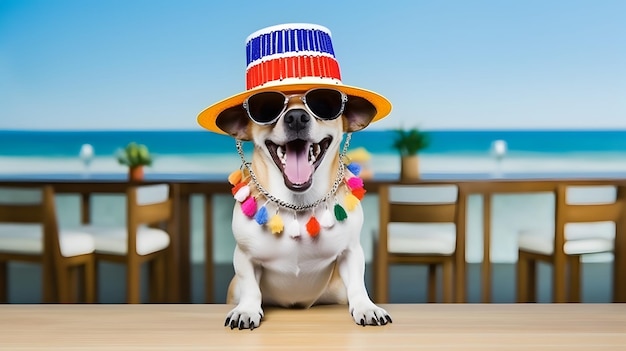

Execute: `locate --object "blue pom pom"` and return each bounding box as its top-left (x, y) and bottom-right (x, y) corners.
top-left (255, 205), bottom-right (269, 225)
top-left (347, 163), bottom-right (361, 176)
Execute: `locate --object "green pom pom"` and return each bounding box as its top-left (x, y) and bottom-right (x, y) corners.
top-left (334, 203), bottom-right (348, 221)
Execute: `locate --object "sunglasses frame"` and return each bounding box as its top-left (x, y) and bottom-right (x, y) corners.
top-left (242, 88), bottom-right (348, 126)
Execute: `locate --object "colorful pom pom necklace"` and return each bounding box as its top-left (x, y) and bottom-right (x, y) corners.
top-left (230, 133), bottom-right (366, 238)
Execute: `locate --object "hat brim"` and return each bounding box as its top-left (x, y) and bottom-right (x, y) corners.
top-left (197, 83), bottom-right (392, 134)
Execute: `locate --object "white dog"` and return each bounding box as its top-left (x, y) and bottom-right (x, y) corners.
top-left (215, 89), bottom-right (391, 329)
top-left (196, 23), bottom-right (393, 330)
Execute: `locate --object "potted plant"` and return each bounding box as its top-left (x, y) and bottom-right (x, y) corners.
top-left (391, 127), bottom-right (429, 181)
top-left (117, 142), bottom-right (152, 181)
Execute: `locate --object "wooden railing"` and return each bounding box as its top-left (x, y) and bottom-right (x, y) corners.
top-left (2, 175), bottom-right (625, 303)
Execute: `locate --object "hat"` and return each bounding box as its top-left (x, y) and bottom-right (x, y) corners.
top-left (197, 23), bottom-right (392, 134)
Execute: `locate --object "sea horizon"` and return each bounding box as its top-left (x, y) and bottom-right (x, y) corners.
top-left (2, 129), bottom-right (626, 176)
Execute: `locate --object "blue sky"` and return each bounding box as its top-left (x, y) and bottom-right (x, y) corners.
top-left (1, 0), bottom-right (625, 131)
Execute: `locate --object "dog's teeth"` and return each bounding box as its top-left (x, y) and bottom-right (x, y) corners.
top-left (309, 145), bottom-right (316, 164)
top-left (308, 143), bottom-right (322, 164)
top-left (277, 146), bottom-right (286, 163)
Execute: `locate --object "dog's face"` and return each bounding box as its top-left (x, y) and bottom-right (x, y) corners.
top-left (216, 90), bottom-right (377, 193)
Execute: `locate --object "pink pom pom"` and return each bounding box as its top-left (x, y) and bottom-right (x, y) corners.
top-left (241, 196), bottom-right (257, 218)
top-left (346, 177), bottom-right (364, 190)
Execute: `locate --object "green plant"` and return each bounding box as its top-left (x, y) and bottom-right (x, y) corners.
top-left (391, 128), bottom-right (430, 156)
top-left (117, 142), bottom-right (152, 168)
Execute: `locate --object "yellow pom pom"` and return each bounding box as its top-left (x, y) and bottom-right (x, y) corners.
top-left (268, 213), bottom-right (284, 235)
top-left (228, 170), bottom-right (243, 185)
top-left (344, 193), bottom-right (360, 211)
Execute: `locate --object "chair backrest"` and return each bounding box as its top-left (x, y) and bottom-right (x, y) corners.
top-left (0, 186), bottom-right (46, 223)
top-left (554, 184), bottom-right (626, 252)
top-left (0, 186), bottom-right (61, 258)
top-left (557, 185), bottom-right (624, 223)
top-left (125, 184), bottom-right (175, 255)
top-left (384, 185), bottom-right (459, 223)
top-left (127, 184), bottom-right (173, 225)
top-left (378, 184), bottom-right (465, 255)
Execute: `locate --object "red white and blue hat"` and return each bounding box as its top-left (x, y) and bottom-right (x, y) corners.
top-left (198, 23), bottom-right (392, 134)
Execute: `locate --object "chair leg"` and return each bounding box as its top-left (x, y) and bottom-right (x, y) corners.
top-left (427, 264), bottom-right (437, 303)
top-left (69, 266), bottom-right (80, 302)
top-left (517, 252), bottom-right (527, 303)
top-left (149, 255), bottom-right (166, 303)
top-left (374, 249), bottom-right (388, 303)
top-left (93, 259), bottom-right (100, 303)
top-left (83, 257), bottom-right (96, 303)
top-left (527, 258), bottom-right (537, 302)
top-left (56, 264), bottom-right (72, 303)
top-left (517, 251), bottom-right (537, 303)
top-left (568, 255), bottom-right (581, 303)
top-left (126, 261), bottom-right (141, 304)
top-left (553, 256), bottom-right (568, 303)
top-left (166, 247), bottom-right (178, 303)
top-left (0, 261), bottom-right (7, 303)
top-left (442, 260), bottom-right (454, 303)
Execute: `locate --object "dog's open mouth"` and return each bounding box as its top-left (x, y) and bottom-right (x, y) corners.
top-left (265, 137), bottom-right (332, 191)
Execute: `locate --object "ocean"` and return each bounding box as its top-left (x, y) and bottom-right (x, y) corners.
top-left (1, 129), bottom-right (625, 264)
top-left (2, 129), bottom-right (626, 175)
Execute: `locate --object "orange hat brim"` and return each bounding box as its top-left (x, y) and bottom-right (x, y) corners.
top-left (197, 83), bottom-right (392, 134)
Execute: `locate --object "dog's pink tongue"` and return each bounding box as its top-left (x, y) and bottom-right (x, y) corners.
top-left (284, 142), bottom-right (313, 185)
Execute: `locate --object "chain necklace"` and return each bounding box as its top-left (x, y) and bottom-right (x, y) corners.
top-left (235, 133), bottom-right (353, 212)
top-left (230, 133), bottom-right (365, 238)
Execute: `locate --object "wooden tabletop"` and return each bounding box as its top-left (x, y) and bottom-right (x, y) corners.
top-left (1, 304), bottom-right (625, 350)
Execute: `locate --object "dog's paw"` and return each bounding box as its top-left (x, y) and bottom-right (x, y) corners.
top-left (224, 304), bottom-right (264, 330)
top-left (350, 301), bottom-right (392, 327)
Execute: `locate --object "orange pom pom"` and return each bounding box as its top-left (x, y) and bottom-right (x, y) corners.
top-left (306, 216), bottom-right (320, 237)
top-left (352, 187), bottom-right (367, 200)
top-left (228, 170), bottom-right (243, 185)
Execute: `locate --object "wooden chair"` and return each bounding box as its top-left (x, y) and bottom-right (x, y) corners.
top-left (79, 184), bottom-right (177, 303)
top-left (0, 185), bottom-right (95, 303)
top-left (374, 184), bottom-right (467, 303)
top-left (517, 184), bottom-right (625, 303)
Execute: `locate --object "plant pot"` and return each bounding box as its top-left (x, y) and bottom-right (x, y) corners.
top-left (129, 166), bottom-right (144, 182)
top-left (400, 155), bottom-right (420, 181)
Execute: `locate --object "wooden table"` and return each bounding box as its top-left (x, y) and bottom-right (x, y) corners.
top-left (0, 304), bottom-right (624, 350)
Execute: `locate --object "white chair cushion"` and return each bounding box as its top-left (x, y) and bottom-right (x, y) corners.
top-left (0, 223), bottom-right (95, 257)
top-left (387, 223), bottom-right (456, 255)
top-left (79, 225), bottom-right (170, 256)
top-left (563, 222), bottom-right (615, 241)
top-left (518, 227), bottom-right (614, 256)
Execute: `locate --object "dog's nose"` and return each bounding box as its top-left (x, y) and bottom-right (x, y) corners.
top-left (284, 109), bottom-right (310, 132)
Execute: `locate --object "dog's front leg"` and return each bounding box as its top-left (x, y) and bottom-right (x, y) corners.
top-left (225, 245), bottom-right (264, 330)
top-left (337, 244), bottom-right (392, 326)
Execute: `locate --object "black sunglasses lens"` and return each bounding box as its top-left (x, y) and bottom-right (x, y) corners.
top-left (305, 89), bottom-right (344, 120)
top-left (246, 92), bottom-right (285, 124)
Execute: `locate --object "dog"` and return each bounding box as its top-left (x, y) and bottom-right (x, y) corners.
top-left (214, 90), bottom-right (391, 330)
top-left (196, 23), bottom-right (393, 330)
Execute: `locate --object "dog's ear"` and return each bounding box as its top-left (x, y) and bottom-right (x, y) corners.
top-left (216, 105), bottom-right (252, 141)
top-left (343, 96), bottom-right (377, 132)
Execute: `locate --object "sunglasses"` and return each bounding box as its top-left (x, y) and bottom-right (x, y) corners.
top-left (243, 88), bottom-right (348, 125)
